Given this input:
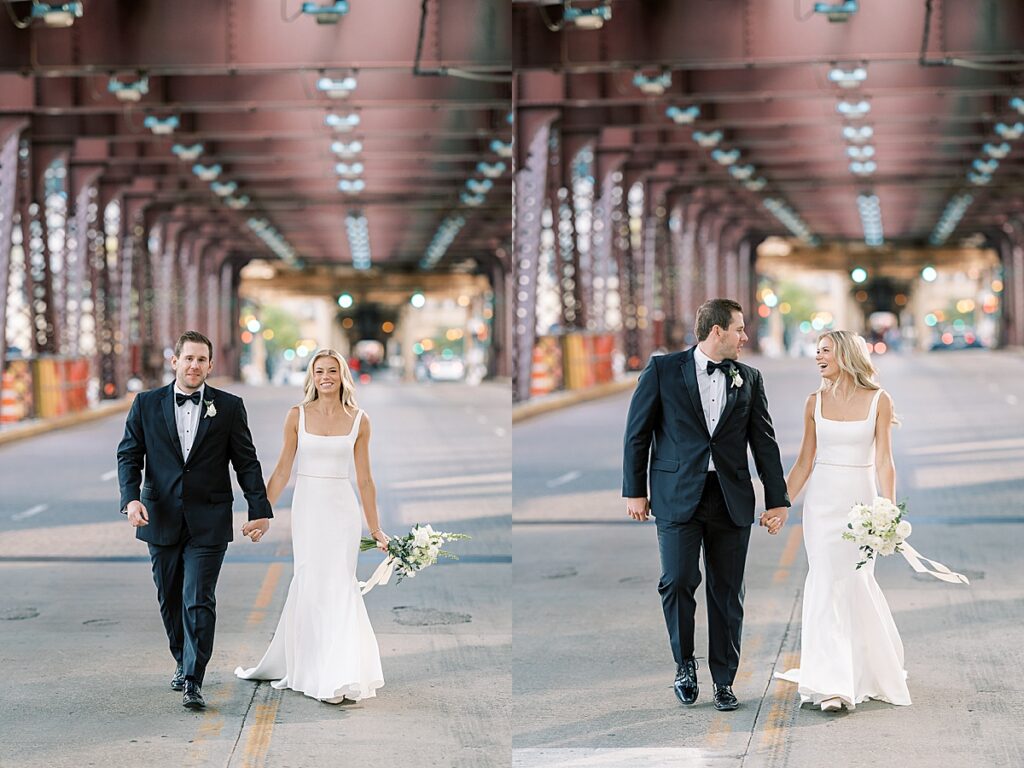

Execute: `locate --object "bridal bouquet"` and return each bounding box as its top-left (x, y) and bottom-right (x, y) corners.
top-left (358, 524), bottom-right (470, 594)
top-left (842, 497), bottom-right (911, 569)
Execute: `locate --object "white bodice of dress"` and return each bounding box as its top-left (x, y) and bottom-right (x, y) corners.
top-left (813, 388), bottom-right (882, 469)
top-left (296, 406), bottom-right (362, 479)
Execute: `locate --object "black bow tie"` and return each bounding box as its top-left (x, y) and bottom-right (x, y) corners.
top-left (706, 360), bottom-right (732, 376)
top-left (175, 391), bottom-right (201, 407)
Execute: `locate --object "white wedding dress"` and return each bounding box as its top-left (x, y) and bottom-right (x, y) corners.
top-left (235, 407), bottom-right (384, 702)
top-left (774, 389), bottom-right (911, 709)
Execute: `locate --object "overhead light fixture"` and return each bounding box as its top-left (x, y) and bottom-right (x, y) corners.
top-left (246, 217), bottom-right (299, 264)
top-left (171, 143), bottom-right (204, 161)
top-left (836, 100), bottom-right (871, 118)
top-left (849, 160), bottom-right (877, 175)
top-left (813, 1), bottom-right (858, 22)
top-left (325, 112), bottom-right (361, 132)
top-left (477, 161), bottom-right (507, 178)
top-left (108, 75), bottom-right (149, 102)
top-left (317, 75), bottom-right (358, 99)
top-left (929, 193), bottom-right (974, 245)
top-left (420, 215), bottom-right (467, 269)
top-left (1010, 96), bottom-right (1024, 115)
top-left (563, 2), bottom-right (611, 30)
top-left (338, 179), bottom-right (366, 194)
top-left (972, 158), bottom-right (999, 175)
top-left (982, 142), bottom-right (1011, 159)
top-left (842, 125), bottom-right (874, 143)
top-left (30, 2), bottom-right (82, 27)
top-left (331, 140), bottom-right (363, 157)
top-left (995, 122), bottom-right (1024, 140)
top-left (345, 210), bottom-right (372, 270)
top-left (743, 177), bottom-right (767, 192)
top-left (846, 145), bottom-right (876, 160)
top-left (967, 171), bottom-right (992, 185)
top-left (192, 163), bottom-right (222, 181)
top-left (211, 181), bottom-right (238, 197)
top-left (711, 148), bottom-right (741, 166)
top-left (666, 105), bottom-right (700, 125)
top-left (633, 70), bottom-right (672, 96)
top-left (828, 66), bottom-right (867, 88)
top-left (728, 164), bottom-right (756, 181)
top-left (461, 192), bottom-right (486, 207)
top-left (225, 195), bottom-right (250, 210)
top-left (692, 130), bottom-right (723, 148)
top-left (856, 194), bottom-right (884, 247)
top-left (921, 266), bottom-right (938, 282)
top-left (490, 139), bottom-right (513, 158)
top-left (300, 1), bottom-right (349, 24)
top-left (335, 162), bottom-right (365, 177)
top-left (144, 115), bottom-right (179, 135)
top-left (466, 178), bottom-right (494, 196)
top-left (764, 198), bottom-right (818, 244)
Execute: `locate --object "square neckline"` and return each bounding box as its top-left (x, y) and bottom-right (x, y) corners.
top-left (300, 405), bottom-right (360, 438)
top-left (816, 388), bottom-right (882, 423)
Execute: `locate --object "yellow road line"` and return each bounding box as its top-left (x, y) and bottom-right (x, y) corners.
top-left (772, 524), bottom-right (803, 584)
top-left (241, 697), bottom-right (281, 767)
top-left (760, 650), bottom-right (800, 757)
top-left (246, 562), bottom-right (284, 628)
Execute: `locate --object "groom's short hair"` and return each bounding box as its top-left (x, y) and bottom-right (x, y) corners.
top-left (695, 299), bottom-right (743, 341)
top-left (174, 330), bottom-right (214, 359)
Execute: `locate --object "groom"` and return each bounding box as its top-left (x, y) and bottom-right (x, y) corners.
top-left (623, 299), bottom-right (790, 711)
top-left (117, 330), bottom-right (273, 710)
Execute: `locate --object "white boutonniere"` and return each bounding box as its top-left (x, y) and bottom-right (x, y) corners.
top-left (729, 368), bottom-right (743, 389)
top-left (205, 400), bottom-right (217, 418)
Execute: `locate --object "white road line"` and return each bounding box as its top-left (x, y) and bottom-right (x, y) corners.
top-left (389, 472), bottom-right (511, 490)
top-left (100, 469), bottom-right (118, 481)
top-left (546, 470), bottom-right (581, 488)
top-left (12, 504), bottom-right (48, 521)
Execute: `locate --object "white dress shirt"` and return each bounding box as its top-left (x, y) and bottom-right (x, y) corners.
top-left (173, 383), bottom-right (205, 462)
top-left (693, 345), bottom-right (727, 471)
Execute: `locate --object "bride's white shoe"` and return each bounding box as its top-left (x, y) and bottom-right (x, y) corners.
top-left (820, 697), bottom-right (843, 712)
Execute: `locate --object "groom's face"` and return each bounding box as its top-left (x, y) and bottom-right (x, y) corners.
top-left (172, 341), bottom-right (213, 392)
top-left (716, 311), bottom-right (748, 359)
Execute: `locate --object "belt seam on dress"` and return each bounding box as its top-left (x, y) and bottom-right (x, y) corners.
top-left (296, 472), bottom-right (350, 479)
top-left (813, 460), bottom-right (872, 468)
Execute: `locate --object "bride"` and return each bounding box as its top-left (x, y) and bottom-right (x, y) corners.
top-left (235, 349), bottom-right (387, 703)
top-left (772, 330), bottom-right (911, 712)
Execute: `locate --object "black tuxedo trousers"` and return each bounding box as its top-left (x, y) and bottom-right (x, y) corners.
top-left (656, 472), bottom-right (751, 685)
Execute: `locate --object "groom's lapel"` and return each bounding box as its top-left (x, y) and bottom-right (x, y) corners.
top-left (713, 365), bottom-right (741, 436)
top-left (160, 384), bottom-right (185, 461)
top-left (679, 348), bottom-right (710, 438)
top-left (185, 385), bottom-right (216, 466)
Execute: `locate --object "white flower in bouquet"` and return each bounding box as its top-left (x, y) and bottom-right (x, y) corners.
top-left (359, 523), bottom-right (471, 590)
top-left (842, 497), bottom-right (910, 569)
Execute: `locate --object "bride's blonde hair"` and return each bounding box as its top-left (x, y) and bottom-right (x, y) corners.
top-left (299, 349), bottom-right (358, 410)
top-left (817, 330), bottom-right (899, 425)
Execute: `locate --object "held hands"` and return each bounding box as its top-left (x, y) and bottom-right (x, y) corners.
top-left (242, 518), bottom-right (270, 543)
top-left (371, 529), bottom-right (390, 553)
top-left (626, 497), bottom-right (650, 522)
top-left (759, 506), bottom-right (789, 535)
top-left (126, 500), bottom-right (149, 528)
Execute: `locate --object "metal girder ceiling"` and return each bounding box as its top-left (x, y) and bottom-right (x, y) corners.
top-left (0, 0), bottom-right (512, 269)
top-left (513, 0), bottom-right (1024, 249)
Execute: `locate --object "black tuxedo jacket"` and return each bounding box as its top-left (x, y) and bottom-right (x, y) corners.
top-left (622, 348), bottom-right (790, 526)
top-left (117, 383), bottom-right (272, 546)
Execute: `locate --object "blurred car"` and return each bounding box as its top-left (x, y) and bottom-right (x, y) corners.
top-left (427, 358), bottom-right (465, 382)
top-left (930, 329), bottom-right (984, 351)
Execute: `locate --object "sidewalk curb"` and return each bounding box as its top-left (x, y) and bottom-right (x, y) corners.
top-left (512, 377), bottom-right (638, 424)
top-left (0, 396), bottom-right (135, 447)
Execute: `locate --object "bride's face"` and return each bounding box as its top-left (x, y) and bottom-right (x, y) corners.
top-left (815, 339), bottom-right (839, 380)
top-left (312, 357), bottom-right (342, 397)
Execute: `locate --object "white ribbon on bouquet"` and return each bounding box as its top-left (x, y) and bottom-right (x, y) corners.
top-left (899, 542), bottom-right (970, 585)
top-left (359, 555), bottom-right (398, 595)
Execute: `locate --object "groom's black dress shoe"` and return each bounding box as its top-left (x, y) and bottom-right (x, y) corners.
top-left (182, 680), bottom-right (206, 710)
top-left (713, 684), bottom-right (739, 711)
top-left (674, 659), bottom-right (699, 705)
top-left (171, 664), bottom-right (185, 691)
